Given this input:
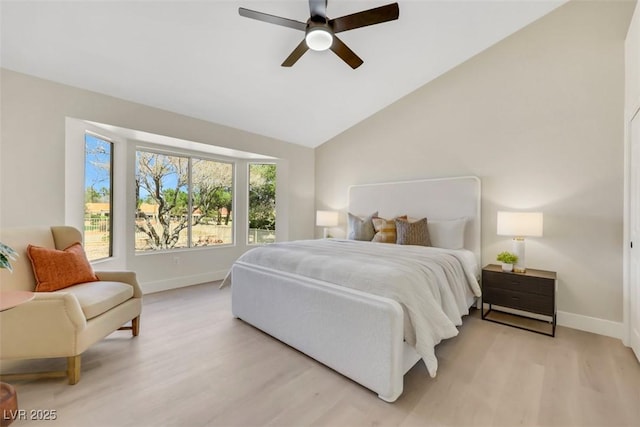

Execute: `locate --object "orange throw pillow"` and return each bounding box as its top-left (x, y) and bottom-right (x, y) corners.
top-left (27, 242), bottom-right (98, 292)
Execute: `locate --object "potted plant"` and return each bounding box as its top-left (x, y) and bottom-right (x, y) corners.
top-left (0, 242), bottom-right (18, 272)
top-left (496, 251), bottom-right (518, 272)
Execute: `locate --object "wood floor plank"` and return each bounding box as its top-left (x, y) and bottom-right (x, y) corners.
top-left (2, 282), bottom-right (639, 426)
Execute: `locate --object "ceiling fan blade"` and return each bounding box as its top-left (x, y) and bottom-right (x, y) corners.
top-left (329, 2), bottom-right (399, 34)
top-left (330, 36), bottom-right (363, 69)
top-left (282, 40), bottom-right (310, 67)
top-left (309, 0), bottom-right (327, 18)
top-left (239, 7), bottom-right (306, 31)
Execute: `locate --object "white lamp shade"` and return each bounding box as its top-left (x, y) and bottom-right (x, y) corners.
top-left (316, 210), bottom-right (339, 227)
top-left (497, 211), bottom-right (543, 237)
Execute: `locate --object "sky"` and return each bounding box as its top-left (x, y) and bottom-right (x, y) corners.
top-left (84, 133), bottom-right (111, 194)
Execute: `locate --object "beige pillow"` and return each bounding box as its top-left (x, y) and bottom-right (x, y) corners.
top-left (395, 217), bottom-right (432, 246)
top-left (372, 215), bottom-right (407, 243)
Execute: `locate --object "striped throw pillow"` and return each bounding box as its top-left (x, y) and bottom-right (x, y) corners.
top-left (372, 215), bottom-right (407, 243)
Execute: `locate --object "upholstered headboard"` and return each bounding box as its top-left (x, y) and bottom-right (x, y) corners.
top-left (348, 176), bottom-right (481, 266)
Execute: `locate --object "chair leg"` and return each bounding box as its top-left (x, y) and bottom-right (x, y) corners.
top-left (132, 316), bottom-right (140, 337)
top-left (67, 355), bottom-right (81, 385)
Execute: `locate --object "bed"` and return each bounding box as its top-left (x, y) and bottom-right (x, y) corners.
top-left (225, 176), bottom-right (482, 402)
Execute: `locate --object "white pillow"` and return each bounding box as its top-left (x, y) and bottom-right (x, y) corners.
top-left (427, 218), bottom-right (466, 249)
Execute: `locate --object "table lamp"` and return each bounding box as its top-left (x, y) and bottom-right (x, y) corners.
top-left (316, 210), bottom-right (339, 238)
top-left (497, 211), bottom-right (543, 273)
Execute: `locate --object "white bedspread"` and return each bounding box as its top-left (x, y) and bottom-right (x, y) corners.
top-left (223, 239), bottom-right (482, 377)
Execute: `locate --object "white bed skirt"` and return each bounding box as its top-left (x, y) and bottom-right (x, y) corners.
top-left (231, 261), bottom-right (416, 402)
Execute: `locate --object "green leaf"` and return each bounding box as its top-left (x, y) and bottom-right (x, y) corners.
top-left (496, 251), bottom-right (518, 264)
top-left (0, 254), bottom-right (13, 272)
top-left (0, 241), bottom-right (18, 272)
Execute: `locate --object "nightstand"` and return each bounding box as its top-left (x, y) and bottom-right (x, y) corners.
top-left (481, 264), bottom-right (557, 337)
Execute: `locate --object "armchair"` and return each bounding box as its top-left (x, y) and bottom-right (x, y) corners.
top-left (0, 226), bottom-right (142, 384)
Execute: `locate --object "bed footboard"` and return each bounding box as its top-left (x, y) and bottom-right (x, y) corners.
top-left (231, 261), bottom-right (407, 402)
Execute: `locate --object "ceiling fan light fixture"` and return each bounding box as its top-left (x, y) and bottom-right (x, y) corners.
top-left (305, 27), bottom-right (333, 51)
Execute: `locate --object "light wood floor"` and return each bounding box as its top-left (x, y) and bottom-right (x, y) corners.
top-left (2, 282), bottom-right (639, 427)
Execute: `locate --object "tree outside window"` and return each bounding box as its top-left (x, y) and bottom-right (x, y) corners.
top-left (191, 159), bottom-right (233, 246)
top-left (248, 163), bottom-right (276, 244)
top-left (135, 150), bottom-right (233, 251)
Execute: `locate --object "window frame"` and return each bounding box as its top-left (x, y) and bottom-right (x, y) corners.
top-left (134, 144), bottom-right (236, 254)
top-left (67, 119), bottom-right (285, 274)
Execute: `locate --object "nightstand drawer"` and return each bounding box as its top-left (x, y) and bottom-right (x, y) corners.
top-left (483, 287), bottom-right (554, 316)
top-left (482, 270), bottom-right (554, 296)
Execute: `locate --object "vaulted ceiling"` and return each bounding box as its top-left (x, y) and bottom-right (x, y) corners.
top-left (1, 0), bottom-right (565, 148)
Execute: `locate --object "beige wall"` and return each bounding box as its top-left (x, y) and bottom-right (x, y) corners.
top-left (0, 69), bottom-right (315, 290)
top-left (627, 2), bottom-right (640, 111)
top-left (624, 2), bottom-right (639, 343)
top-left (315, 0), bottom-right (634, 326)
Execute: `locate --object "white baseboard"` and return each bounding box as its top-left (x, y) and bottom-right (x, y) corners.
top-left (557, 311), bottom-right (623, 340)
top-left (482, 304), bottom-right (624, 340)
top-left (140, 269), bottom-right (228, 294)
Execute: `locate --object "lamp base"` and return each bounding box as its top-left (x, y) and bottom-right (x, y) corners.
top-left (512, 237), bottom-right (526, 273)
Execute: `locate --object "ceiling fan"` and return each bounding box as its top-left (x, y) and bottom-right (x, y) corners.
top-left (238, 0), bottom-right (400, 69)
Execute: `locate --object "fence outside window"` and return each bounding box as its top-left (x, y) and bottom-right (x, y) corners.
top-left (84, 217), bottom-right (274, 259)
